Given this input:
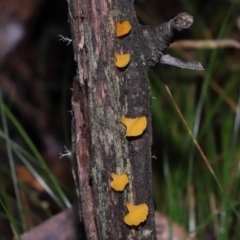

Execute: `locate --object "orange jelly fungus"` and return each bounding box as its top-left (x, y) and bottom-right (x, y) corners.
top-left (115, 21), bottom-right (131, 37)
top-left (120, 116), bottom-right (147, 137)
top-left (114, 53), bottom-right (130, 68)
top-left (110, 173), bottom-right (129, 191)
top-left (124, 203), bottom-right (149, 226)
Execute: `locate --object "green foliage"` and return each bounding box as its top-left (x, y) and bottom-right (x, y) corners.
top-left (0, 89), bottom-right (71, 235)
top-left (150, 1), bottom-right (240, 239)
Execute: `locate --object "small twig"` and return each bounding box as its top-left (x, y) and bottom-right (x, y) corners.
top-left (170, 39), bottom-right (240, 50)
top-left (160, 54), bottom-right (204, 71)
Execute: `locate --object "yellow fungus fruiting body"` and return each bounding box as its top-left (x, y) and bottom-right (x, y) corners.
top-left (124, 203), bottom-right (149, 226)
top-left (114, 53), bottom-right (130, 68)
top-left (115, 21), bottom-right (131, 37)
top-left (110, 173), bottom-right (129, 191)
top-left (120, 116), bottom-right (147, 137)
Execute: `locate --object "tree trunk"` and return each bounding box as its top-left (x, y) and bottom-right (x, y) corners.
top-left (67, 0), bottom-right (201, 239)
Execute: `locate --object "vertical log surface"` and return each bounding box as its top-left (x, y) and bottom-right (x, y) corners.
top-left (67, 0), bottom-right (197, 239)
top-left (68, 0), bottom-right (155, 238)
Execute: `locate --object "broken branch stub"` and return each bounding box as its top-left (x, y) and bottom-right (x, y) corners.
top-left (142, 12), bottom-right (204, 70)
top-left (155, 12), bottom-right (194, 50)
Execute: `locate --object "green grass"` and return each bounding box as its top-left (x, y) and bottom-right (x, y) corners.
top-left (0, 88), bottom-right (71, 236)
top-left (150, 1), bottom-right (240, 239)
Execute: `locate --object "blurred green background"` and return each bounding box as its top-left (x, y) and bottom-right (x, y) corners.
top-left (0, 0), bottom-right (240, 239)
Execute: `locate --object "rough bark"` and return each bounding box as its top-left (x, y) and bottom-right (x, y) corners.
top-left (67, 0), bottom-right (201, 239)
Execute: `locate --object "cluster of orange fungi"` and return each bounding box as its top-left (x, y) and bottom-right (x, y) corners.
top-left (110, 21), bottom-right (149, 227)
